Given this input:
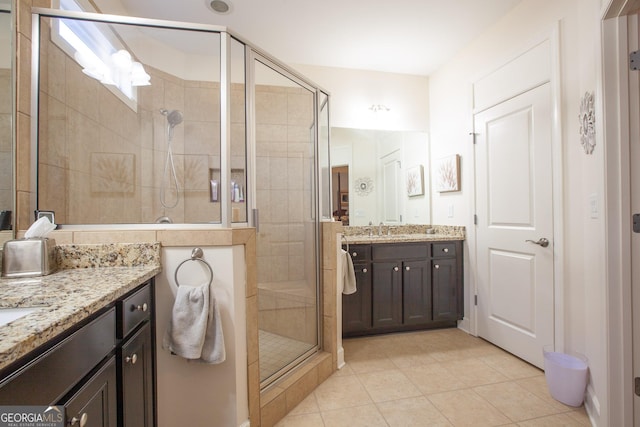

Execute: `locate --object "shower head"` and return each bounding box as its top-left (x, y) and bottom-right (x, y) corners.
top-left (161, 109), bottom-right (183, 128)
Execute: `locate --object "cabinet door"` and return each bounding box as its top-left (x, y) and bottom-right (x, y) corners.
top-left (62, 356), bottom-right (117, 427)
top-left (120, 322), bottom-right (154, 427)
top-left (342, 262), bottom-right (372, 334)
top-left (432, 258), bottom-right (458, 321)
top-left (403, 260), bottom-right (431, 325)
top-left (371, 261), bottom-right (402, 328)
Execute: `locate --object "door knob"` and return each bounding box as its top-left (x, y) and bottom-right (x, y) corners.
top-left (525, 238), bottom-right (549, 248)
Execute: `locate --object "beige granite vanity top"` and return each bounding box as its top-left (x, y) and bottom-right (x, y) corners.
top-left (342, 224), bottom-right (465, 244)
top-left (0, 243), bottom-right (161, 371)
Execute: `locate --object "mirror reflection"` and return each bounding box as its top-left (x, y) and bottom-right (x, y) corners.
top-left (0, 2), bottom-right (13, 240)
top-left (330, 127), bottom-right (430, 226)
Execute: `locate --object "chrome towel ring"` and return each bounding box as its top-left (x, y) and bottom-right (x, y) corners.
top-left (174, 247), bottom-right (213, 288)
top-left (341, 234), bottom-right (349, 253)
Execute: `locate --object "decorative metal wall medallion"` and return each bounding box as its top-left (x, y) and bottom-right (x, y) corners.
top-left (354, 177), bottom-right (373, 196)
top-left (579, 91), bottom-right (596, 154)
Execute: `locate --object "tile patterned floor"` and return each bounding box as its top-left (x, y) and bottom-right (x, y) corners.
top-left (260, 330), bottom-right (315, 382)
top-left (275, 328), bottom-right (592, 426)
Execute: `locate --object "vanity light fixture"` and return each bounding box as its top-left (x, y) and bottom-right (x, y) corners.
top-left (369, 104), bottom-right (390, 113)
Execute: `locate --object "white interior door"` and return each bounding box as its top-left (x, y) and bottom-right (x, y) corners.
top-left (380, 150), bottom-right (402, 223)
top-left (628, 13), bottom-right (640, 424)
top-left (474, 83), bottom-right (554, 368)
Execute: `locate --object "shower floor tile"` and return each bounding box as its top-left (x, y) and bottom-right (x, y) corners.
top-left (259, 330), bottom-right (314, 382)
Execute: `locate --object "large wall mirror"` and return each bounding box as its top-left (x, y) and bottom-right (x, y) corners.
top-left (330, 127), bottom-right (430, 226)
top-left (0, 0), bottom-right (14, 242)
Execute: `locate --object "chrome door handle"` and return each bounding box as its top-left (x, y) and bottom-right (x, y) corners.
top-left (526, 238), bottom-right (549, 248)
top-left (125, 353), bottom-right (138, 364)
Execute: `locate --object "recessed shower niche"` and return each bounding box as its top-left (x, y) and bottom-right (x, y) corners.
top-left (32, 7), bottom-right (330, 389)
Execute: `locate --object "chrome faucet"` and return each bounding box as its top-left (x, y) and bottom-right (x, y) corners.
top-left (378, 222), bottom-right (384, 236)
top-left (367, 221), bottom-right (373, 237)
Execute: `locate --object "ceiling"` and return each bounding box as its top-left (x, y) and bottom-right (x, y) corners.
top-left (92, 0), bottom-right (522, 76)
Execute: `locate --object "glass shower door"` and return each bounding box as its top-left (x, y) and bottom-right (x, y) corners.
top-left (253, 57), bottom-right (319, 387)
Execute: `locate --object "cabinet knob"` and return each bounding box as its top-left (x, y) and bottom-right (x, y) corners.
top-left (362, 268), bottom-right (368, 273)
top-left (443, 248), bottom-right (449, 253)
top-left (352, 252), bottom-right (357, 257)
top-left (125, 353), bottom-right (138, 364)
top-left (70, 413), bottom-right (88, 427)
top-left (405, 266), bottom-right (410, 271)
top-left (133, 303), bottom-right (148, 312)
top-left (393, 266), bottom-right (399, 272)
top-left (434, 264), bottom-right (440, 269)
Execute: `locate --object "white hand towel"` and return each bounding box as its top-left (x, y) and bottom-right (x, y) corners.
top-left (163, 283), bottom-right (210, 359)
top-left (196, 288), bottom-right (226, 364)
top-left (342, 249), bottom-right (357, 295)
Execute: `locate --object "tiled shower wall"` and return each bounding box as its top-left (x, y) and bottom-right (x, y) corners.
top-left (36, 22), bottom-right (247, 224)
top-left (254, 83), bottom-right (318, 344)
top-left (0, 68), bottom-right (11, 215)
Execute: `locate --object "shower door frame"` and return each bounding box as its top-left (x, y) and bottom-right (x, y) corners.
top-left (245, 49), bottom-right (326, 389)
top-left (30, 7), bottom-right (331, 389)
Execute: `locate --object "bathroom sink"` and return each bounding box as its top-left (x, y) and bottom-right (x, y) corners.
top-left (0, 307), bottom-right (40, 327)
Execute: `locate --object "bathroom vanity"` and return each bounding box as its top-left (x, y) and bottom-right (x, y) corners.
top-left (342, 229), bottom-right (463, 337)
top-left (0, 243), bottom-right (160, 427)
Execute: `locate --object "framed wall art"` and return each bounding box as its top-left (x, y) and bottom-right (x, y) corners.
top-left (435, 154), bottom-right (460, 192)
top-left (406, 165), bottom-right (425, 197)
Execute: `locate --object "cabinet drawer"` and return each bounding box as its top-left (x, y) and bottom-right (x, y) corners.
top-left (372, 243), bottom-right (428, 260)
top-left (432, 242), bottom-right (457, 258)
top-left (0, 308), bottom-right (116, 405)
top-left (345, 244), bottom-right (371, 262)
top-left (118, 283), bottom-right (152, 339)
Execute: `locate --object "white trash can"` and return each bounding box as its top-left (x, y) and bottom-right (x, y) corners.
top-left (543, 347), bottom-right (588, 407)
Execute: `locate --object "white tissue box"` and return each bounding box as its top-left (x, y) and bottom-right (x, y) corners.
top-left (1, 238), bottom-right (58, 278)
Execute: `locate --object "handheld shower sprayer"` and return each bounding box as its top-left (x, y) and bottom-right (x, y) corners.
top-left (160, 109), bottom-right (184, 140)
top-left (159, 108), bottom-right (183, 209)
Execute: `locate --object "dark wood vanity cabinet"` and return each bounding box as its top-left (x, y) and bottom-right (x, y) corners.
top-left (342, 245), bottom-right (372, 334)
top-left (117, 283), bottom-right (155, 427)
top-left (61, 356), bottom-right (118, 427)
top-left (342, 241), bottom-right (463, 337)
top-left (0, 280), bottom-right (156, 427)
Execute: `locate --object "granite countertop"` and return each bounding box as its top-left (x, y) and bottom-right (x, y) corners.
top-left (344, 233), bottom-right (464, 244)
top-left (342, 224), bottom-right (465, 245)
top-left (0, 243), bottom-right (162, 371)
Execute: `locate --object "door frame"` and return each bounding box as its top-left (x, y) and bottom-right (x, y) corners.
top-left (601, 1), bottom-right (638, 425)
top-left (468, 25), bottom-right (565, 355)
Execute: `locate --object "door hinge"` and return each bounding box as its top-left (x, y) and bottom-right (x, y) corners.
top-left (631, 50), bottom-right (640, 71)
top-left (633, 213), bottom-right (640, 233)
top-left (469, 132), bottom-right (477, 144)
top-left (474, 295), bottom-right (478, 306)
top-left (474, 214), bottom-right (478, 225)
top-left (635, 377), bottom-right (640, 396)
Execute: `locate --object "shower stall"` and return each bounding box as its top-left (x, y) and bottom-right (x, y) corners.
top-left (32, 8), bottom-right (331, 389)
